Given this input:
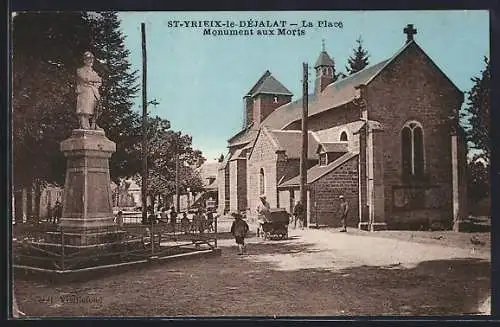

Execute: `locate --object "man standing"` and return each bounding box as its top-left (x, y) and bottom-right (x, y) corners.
top-left (339, 195), bottom-right (349, 232)
top-left (53, 201), bottom-right (63, 224)
top-left (293, 200), bottom-right (304, 229)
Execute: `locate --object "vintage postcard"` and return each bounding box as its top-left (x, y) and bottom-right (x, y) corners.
top-left (11, 10), bottom-right (491, 318)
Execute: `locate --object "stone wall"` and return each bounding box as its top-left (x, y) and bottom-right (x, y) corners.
top-left (366, 42), bottom-right (463, 228)
top-left (310, 155), bottom-right (359, 227)
top-left (247, 130), bottom-right (278, 217)
top-left (253, 94), bottom-right (292, 126)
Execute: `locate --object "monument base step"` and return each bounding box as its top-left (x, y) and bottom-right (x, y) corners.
top-left (45, 228), bottom-right (126, 246)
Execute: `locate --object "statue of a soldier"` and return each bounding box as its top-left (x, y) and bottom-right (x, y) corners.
top-left (76, 51), bottom-right (102, 130)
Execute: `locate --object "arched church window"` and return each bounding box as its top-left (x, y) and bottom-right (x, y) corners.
top-left (259, 168), bottom-right (265, 195)
top-left (340, 131), bottom-right (348, 142)
top-left (401, 121), bottom-right (425, 179)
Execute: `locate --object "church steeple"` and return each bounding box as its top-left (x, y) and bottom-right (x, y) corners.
top-left (314, 40), bottom-right (335, 94)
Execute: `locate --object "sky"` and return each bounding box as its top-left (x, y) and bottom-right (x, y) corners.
top-left (117, 11), bottom-right (489, 161)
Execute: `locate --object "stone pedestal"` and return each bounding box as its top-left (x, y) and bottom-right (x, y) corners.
top-left (56, 129), bottom-right (123, 246)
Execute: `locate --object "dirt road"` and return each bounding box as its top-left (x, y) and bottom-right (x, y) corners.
top-left (14, 226), bottom-right (490, 317)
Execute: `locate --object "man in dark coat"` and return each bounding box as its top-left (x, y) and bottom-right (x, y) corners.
top-left (230, 212), bottom-right (249, 255)
top-left (339, 195), bottom-right (349, 232)
top-left (293, 201), bottom-right (305, 229)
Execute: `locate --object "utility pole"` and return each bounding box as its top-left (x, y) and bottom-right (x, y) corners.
top-left (175, 148), bottom-right (180, 211)
top-left (141, 22), bottom-right (148, 226)
top-left (300, 63), bottom-right (309, 228)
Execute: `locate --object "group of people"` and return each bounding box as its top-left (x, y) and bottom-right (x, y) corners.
top-left (231, 194), bottom-right (349, 255)
top-left (48, 201), bottom-right (63, 224)
top-left (135, 206), bottom-right (216, 234)
top-left (291, 195), bottom-right (349, 232)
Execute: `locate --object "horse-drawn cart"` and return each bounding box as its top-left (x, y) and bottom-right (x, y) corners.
top-left (257, 208), bottom-right (290, 240)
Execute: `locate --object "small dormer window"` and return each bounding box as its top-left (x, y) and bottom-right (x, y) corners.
top-left (340, 131), bottom-right (348, 142)
top-left (273, 96), bottom-right (278, 104)
top-left (319, 153), bottom-right (327, 166)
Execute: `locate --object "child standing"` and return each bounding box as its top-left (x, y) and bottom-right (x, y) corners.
top-left (230, 212), bottom-right (249, 255)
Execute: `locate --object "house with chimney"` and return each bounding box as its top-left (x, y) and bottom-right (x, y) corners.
top-left (218, 24), bottom-right (468, 230)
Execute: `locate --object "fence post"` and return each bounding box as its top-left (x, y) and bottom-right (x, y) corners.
top-left (214, 215), bottom-right (218, 249)
top-left (60, 228), bottom-right (65, 271)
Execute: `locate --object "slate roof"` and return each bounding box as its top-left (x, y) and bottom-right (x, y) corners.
top-left (229, 129), bottom-right (259, 147)
top-left (262, 60), bottom-right (389, 130)
top-left (229, 148), bottom-right (247, 161)
top-left (261, 93), bottom-right (318, 130)
top-left (278, 152), bottom-right (358, 188)
top-left (198, 161), bottom-right (218, 180)
top-left (267, 130), bottom-right (320, 159)
top-left (314, 121), bottom-right (365, 142)
top-left (317, 142), bottom-right (348, 153)
top-left (314, 51), bottom-right (335, 68)
top-left (230, 40), bottom-right (461, 150)
top-left (246, 70), bottom-right (293, 97)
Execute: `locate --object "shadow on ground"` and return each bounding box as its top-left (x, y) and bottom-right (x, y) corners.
top-left (14, 235), bottom-right (491, 317)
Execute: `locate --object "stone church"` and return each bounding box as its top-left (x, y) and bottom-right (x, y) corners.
top-left (218, 24), bottom-right (468, 230)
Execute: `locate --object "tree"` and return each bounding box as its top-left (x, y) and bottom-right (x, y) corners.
top-left (85, 12), bottom-right (141, 181)
top-left (13, 13), bottom-right (90, 187)
top-left (346, 36), bottom-right (370, 75)
top-left (462, 57), bottom-right (490, 164)
top-left (467, 160), bottom-right (489, 208)
top-left (133, 116), bottom-right (206, 208)
top-left (12, 12), bottom-right (141, 220)
top-left (461, 57), bottom-right (491, 212)
top-left (12, 12), bottom-right (92, 221)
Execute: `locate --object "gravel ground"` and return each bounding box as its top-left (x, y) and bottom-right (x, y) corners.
top-left (13, 221), bottom-right (491, 317)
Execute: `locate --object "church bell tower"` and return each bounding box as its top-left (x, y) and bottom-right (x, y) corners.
top-left (314, 41), bottom-right (335, 94)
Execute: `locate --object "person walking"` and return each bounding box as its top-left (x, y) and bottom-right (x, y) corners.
top-left (170, 206), bottom-right (178, 231)
top-left (293, 200), bottom-right (304, 229)
top-left (339, 195), bottom-right (349, 232)
top-left (206, 209), bottom-right (214, 232)
top-left (181, 212), bottom-right (190, 234)
top-left (159, 207), bottom-right (168, 223)
top-left (115, 210), bottom-right (124, 227)
top-left (257, 195), bottom-right (271, 237)
top-left (53, 201), bottom-right (63, 224)
top-left (230, 212), bottom-right (249, 255)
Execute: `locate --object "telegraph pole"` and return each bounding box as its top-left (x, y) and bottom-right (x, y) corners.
top-left (300, 63), bottom-right (309, 228)
top-left (141, 22), bottom-right (148, 225)
top-left (175, 149), bottom-right (180, 211)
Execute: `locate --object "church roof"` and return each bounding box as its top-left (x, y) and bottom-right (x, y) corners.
top-left (317, 142), bottom-right (348, 153)
top-left (229, 147), bottom-right (248, 161)
top-left (229, 39), bottom-right (462, 149)
top-left (227, 121), bottom-right (258, 147)
top-left (246, 70), bottom-right (293, 97)
top-left (197, 161), bottom-right (218, 180)
top-left (262, 59), bottom-right (389, 130)
top-left (267, 130), bottom-right (320, 159)
top-left (278, 152), bottom-right (358, 188)
top-left (314, 51), bottom-right (335, 68)
top-left (229, 129), bottom-right (258, 147)
top-left (314, 121), bottom-right (365, 142)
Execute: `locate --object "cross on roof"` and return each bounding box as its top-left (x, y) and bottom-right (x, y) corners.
top-left (322, 39), bottom-right (325, 52)
top-left (404, 24), bottom-right (417, 43)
